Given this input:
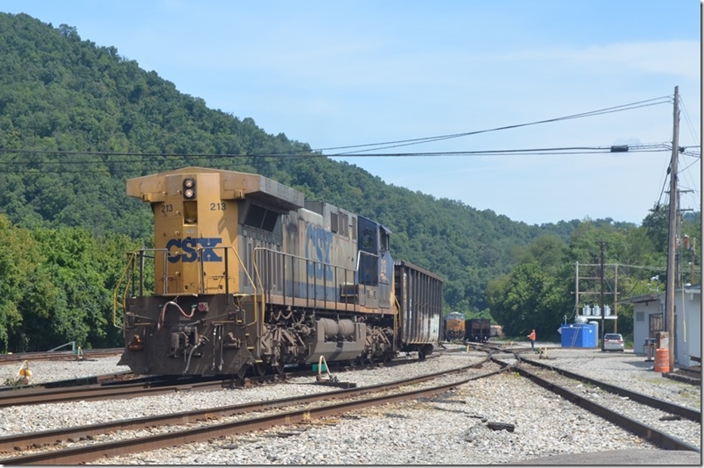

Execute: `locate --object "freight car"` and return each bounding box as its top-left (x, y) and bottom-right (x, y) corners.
top-left (116, 167), bottom-right (443, 376)
top-left (442, 312), bottom-right (466, 342)
top-left (465, 318), bottom-right (491, 343)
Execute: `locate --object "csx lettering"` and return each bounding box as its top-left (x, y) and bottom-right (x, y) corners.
top-left (166, 238), bottom-right (223, 263)
top-left (305, 225), bottom-right (333, 281)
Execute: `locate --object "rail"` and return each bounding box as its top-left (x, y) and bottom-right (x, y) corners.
top-left (0, 356), bottom-right (500, 465)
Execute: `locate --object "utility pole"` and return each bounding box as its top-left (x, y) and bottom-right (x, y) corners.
top-left (691, 238), bottom-right (697, 284)
top-left (600, 241), bottom-right (606, 352)
top-left (613, 264), bottom-right (618, 334)
top-left (575, 262), bottom-right (579, 316)
top-left (665, 85), bottom-right (680, 371)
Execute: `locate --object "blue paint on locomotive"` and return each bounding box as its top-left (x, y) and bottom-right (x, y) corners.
top-left (166, 237), bottom-right (223, 263)
top-left (305, 224), bottom-right (334, 281)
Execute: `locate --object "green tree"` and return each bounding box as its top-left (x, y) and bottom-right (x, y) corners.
top-left (0, 216), bottom-right (44, 352)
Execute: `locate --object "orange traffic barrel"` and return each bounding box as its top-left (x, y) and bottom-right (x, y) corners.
top-left (654, 348), bottom-right (670, 373)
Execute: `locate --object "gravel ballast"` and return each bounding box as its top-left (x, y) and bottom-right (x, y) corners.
top-left (0, 345), bottom-right (700, 465)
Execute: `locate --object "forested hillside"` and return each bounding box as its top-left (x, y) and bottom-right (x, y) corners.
top-left (0, 13), bottom-right (554, 310)
top-left (0, 13), bottom-right (697, 351)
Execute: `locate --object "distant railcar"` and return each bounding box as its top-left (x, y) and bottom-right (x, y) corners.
top-left (465, 318), bottom-right (491, 343)
top-left (443, 312), bottom-right (466, 342)
top-left (116, 167), bottom-right (444, 376)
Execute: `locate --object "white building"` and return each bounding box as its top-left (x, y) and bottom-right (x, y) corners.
top-left (629, 285), bottom-right (701, 368)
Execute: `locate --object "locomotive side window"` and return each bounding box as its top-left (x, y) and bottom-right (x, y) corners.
top-left (330, 212), bottom-right (338, 233)
top-left (244, 203), bottom-right (279, 233)
top-left (262, 210), bottom-right (278, 231)
top-left (379, 228), bottom-right (390, 252)
top-left (244, 204), bottom-right (266, 228)
top-left (340, 213), bottom-right (349, 238)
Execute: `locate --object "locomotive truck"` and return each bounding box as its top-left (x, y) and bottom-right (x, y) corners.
top-left (116, 167), bottom-right (443, 377)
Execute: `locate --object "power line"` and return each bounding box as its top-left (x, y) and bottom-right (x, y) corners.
top-left (0, 143), bottom-right (673, 173)
top-left (679, 95), bottom-right (700, 147)
top-left (316, 96), bottom-right (673, 155)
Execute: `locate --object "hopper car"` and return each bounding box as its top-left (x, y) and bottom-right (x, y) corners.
top-left (465, 318), bottom-right (491, 343)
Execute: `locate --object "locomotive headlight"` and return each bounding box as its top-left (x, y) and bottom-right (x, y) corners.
top-left (183, 178), bottom-right (196, 199)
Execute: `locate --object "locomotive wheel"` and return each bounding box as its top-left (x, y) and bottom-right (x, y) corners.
top-left (274, 359), bottom-right (285, 376)
top-left (236, 364), bottom-right (247, 380)
top-left (255, 362), bottom-right (268, 377)
top-left (418, 349), bottom-right (426, 361)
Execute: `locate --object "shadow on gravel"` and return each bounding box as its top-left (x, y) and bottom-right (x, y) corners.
top-left (624, 360), bottom-right (655, 370)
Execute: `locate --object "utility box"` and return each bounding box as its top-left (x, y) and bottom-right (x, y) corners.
top-left (560, 323), bottom-right (597, 348)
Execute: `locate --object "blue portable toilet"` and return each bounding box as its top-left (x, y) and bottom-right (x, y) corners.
top-left (561, 323), bottom-right (597, 348)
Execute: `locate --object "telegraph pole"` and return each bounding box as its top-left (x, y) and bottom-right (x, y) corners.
top-left (599, 241), bottom-right (606, 352)
top-left (613, 264), bottom-right (618, 334)
top-left (665, 86), bottom-right (680, 371)
top-left (575, 261), bottom-right (579, 316)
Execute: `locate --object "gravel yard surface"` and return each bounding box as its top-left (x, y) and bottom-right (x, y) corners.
top-left (0, 344), bottom-right (700, 465)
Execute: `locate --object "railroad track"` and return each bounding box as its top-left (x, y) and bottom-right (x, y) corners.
top-left (0, 355), bottom-right (500, 465)
top-left (0, 349), bottom-right (123, 363)
top-left (0, 371), bottom-right (135, 393)
top-left (0, 375), bottom-right (251, 408)
top-left (493, 354), bottom-right (701, 453)
top-left (664, 365), bottom-right (702, 386)
top-left (7, 345), bottom-right (696, 464)
top-left (0, 354), bottom-right (436, 408)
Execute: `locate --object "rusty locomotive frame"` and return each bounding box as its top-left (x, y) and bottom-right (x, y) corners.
top-left (115, 167), bottom-right (443, 377)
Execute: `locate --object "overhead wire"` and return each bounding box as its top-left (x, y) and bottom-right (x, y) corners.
top-left (316, 96), bottom-right (673, 155)
top-left (675, 95), bottom-right (701, 216)
top-left (0, 143), bottom-right (673, 174)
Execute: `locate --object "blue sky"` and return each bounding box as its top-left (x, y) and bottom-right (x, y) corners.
top-left (2, 0), bottom-right (701, 226)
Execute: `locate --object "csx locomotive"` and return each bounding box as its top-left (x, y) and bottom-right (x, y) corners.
top-left (116, 167), bottom-right (443, 376)
top-left (442, 312), bottom-right (466, 342)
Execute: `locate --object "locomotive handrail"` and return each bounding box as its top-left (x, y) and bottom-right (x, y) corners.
top-left (355, 249), bottom-right (378, 271)
top-left (115, 245), bottom-right (263, 332)
top-left (112, 251), bottom-right (138, 329)
top-left (251, 247), bottom-right (362, 310)
top-left (251, 247), bottom-right (270, 341)
top-left (355, 250), bottom-right (380, 286)
top-left (196, 245), bottom-right (262, 331)
top-left (393, 294), bottom-right (401, 339)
